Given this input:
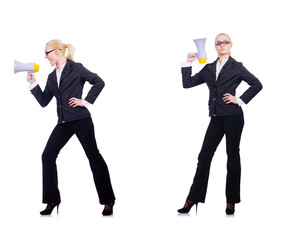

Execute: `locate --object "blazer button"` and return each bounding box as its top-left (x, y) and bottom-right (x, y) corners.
top-left (213, 98), bottom-right (216, 101)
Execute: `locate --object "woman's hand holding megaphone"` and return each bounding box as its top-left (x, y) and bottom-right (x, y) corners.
top-left (27, 72), bottom-right (36, 84)
top-left (187, 52), bottom-right (197, 63)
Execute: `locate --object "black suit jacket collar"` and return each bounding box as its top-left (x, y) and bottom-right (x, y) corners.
top-left (59, 60), bottom-right (74, 89)
top-left (49, 60), bottom-right (75, 91)
top-left (207, 56), bottom-right (237, 84)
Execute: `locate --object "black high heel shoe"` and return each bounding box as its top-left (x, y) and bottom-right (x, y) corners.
top-left (178, 200), bottom-right (198, 214)
top-left (40, 203), bottom-right (60, 215)
top-left (102, 202), bottom-right (115, 216)
top-left (225, 203), bottom-right (235, 215)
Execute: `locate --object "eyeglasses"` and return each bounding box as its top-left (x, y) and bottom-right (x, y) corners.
top-left (215, 41), bottom-right (231, 46)
top-left (45, 49), bottom-right (61, 56)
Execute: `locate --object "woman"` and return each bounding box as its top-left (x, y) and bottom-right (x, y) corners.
top-left (27, 39), bottom-right (115, 216)
top-left (178, 33), bottom-right (262, 215)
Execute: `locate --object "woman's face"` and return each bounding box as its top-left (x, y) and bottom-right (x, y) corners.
top-left (45, 44), bottom-right (59, 66)
top-left (214, 34), bottom-right (232, 57)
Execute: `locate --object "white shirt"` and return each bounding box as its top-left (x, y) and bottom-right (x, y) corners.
top-left (29, 63), bottom-right (91, 107)
top-left (56, 63), bottom-right (66, 88)
top-left (216, 58), bottom-right (228, 80)
top-left (181, 60), bottom-right (245, 106)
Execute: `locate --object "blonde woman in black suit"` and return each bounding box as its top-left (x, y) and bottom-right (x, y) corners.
top-left (178, 33), bottom-right (262, 215)
top-left (27, 39), bottom-right (115, 216)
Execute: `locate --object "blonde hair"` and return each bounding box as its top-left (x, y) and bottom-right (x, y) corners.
top-left (46, 39), bottom-right (75, 61)
top-left (215, 33), bottom-right (232, 56)
top-left (215, 33), bottom-right (232, 42)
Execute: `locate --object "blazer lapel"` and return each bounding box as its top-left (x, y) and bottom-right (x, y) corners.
top-left (206, 60), bottom-right (217, 84)
top-left (59, 60), bottom-right (72, 90)
top-left (216, 56), bottom-right (235, 84)
top-left (49, 69), bottom-right (58, 91)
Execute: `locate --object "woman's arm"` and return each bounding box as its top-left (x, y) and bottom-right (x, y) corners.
top-left (28, 73), bottom-right (53, 107)
top-left (181, 52), bottom-right (205, 88)
top-left (79, 64), bottom-right (105, 104)
top-left (238, 63), bottom-right (263, 104)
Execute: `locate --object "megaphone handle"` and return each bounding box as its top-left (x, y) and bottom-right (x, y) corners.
top-left (27, 72), bottom-right (34, 83)
top-left (187, 52), bottom-right (197, 63)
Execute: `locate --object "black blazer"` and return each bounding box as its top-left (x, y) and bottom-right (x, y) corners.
top-left (31, 60), bottom-right (105, 124)
top-left (182, 56), bottom-right (263, 117)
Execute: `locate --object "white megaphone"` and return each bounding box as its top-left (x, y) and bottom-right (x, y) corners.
top-left (14, 60), bottom-right (39, 74)
top-left (193, 38), bottom-right (207, 64)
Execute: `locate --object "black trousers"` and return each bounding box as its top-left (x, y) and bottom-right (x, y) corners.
top-left (41, 117), bottom-right (115, 205)
top-left (187, 113), bottom-right (244, 204)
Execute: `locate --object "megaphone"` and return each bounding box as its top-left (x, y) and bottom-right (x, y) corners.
top-left (14, 60), bottom-right (39, 74)
top-left (193, 38), bottom-right (207, 64)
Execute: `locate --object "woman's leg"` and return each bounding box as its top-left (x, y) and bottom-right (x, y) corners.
top-left (73, 117), bottom-right (115, 204)
top-left (224, 114), bottom-right (244, 204)
top-left (187, 117), bottom-right (225, 203)
top-left (42, 124), bottom-right (74, 204)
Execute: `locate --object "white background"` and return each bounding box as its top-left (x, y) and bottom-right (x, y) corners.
top-left (0, 0), bottom-right (293, 239)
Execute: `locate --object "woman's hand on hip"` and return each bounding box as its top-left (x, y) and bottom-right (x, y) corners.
top-left (69, 97), bottom-right (85, 108)
top-left (223, 93), bottom-right (238, 105)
